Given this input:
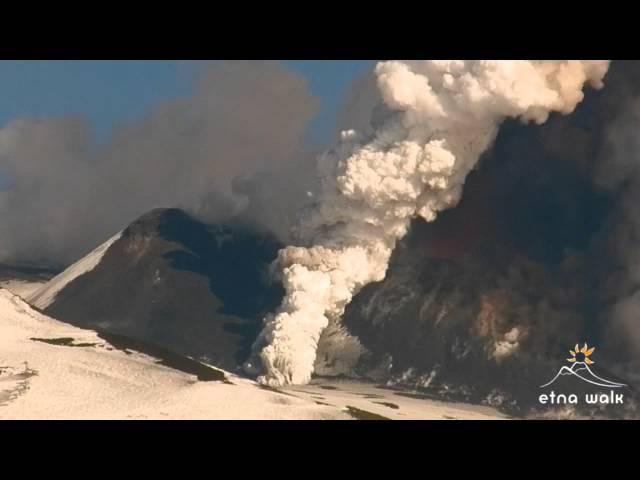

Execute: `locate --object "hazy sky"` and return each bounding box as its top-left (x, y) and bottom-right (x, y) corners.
top-left (0, 60), bottom-right (379, 264)
top-left (0, 60), bottom-right (374, 144)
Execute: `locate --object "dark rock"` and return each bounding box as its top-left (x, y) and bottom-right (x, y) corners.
top-left (41, 208), bottom-right (283, 373)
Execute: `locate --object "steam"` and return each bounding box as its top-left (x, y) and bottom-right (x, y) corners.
top-left (249, 60), bottom-right (610, 386)
top-left (0, 61), bottom-right (319, 265)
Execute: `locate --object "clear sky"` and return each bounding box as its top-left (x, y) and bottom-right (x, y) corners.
top-left (0, 60), bottom-right (375, 144)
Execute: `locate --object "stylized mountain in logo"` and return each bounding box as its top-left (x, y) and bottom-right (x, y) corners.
top-left (540, 360), bottom-right (627, 389)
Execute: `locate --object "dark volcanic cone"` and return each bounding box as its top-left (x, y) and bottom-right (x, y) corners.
top-left (34, 208), bottom-right (283, 372)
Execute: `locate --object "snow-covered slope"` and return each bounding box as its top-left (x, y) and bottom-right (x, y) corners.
top-left (27, 233), bottom-right (122, 310)
top-left (282, 380), bottom-right (507, 420)
top-left (0, 288), bottom-right (351, 419)
top-left (0, 287), bottom-right (505, 419)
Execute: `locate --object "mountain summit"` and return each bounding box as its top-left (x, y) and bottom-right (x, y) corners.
top-left (28, 208), bottom-right (283, 372)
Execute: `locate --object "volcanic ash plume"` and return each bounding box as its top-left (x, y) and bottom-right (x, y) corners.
top-left (249, 60), bottom-right (610, 386)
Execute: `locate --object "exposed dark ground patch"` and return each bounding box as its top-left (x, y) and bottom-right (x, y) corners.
top-left (358, 393), bottom-right (385, 399)
top-left (257, 384), bottom-right (296, 396)
top-left (30, 337), bottom-right (98, 348)
top-left (97, 330), bottom-right (230, 383)
top-left (319, 385), bottom-right (339, 390)
top-left (344, 406), bottom-right (390, 420)
top-left (0, 367), bottom-right (38, 407)
top-left (373, 401), bottom-right (400, 409)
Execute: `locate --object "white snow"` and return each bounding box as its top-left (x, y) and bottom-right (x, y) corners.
top-left (0, 279), bottom-right (47, 298)
top-left (27, 232), bottom-right (122, 310)
top-left (0, 287), bottom-right (506, 419)
top-left (282, 381), bottom-right (508, 420)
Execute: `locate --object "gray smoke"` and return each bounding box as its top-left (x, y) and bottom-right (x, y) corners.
top-left (0, 61), bottom-right (320, 265)
top-left (591, 62), bottom-right (640, 366)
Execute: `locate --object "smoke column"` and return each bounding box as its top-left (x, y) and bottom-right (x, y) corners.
top-left (248, 60), bottom-right (611, 386)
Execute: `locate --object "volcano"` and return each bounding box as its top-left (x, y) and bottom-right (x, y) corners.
top-left (27, 208), bottom-right (283, 373)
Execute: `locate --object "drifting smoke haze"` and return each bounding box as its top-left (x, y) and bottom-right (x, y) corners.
top-left (0, 61), bottom-right (320, 265)
top-left (594, 62), bottom-right (640, 368)
top-left (249, 60), bottom-right (611, 386)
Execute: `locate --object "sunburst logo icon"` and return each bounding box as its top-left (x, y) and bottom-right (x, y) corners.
top-left (567, 342), bottom-right (595, 365)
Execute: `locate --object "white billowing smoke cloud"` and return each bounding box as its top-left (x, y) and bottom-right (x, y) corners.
top-left (0, 61), bottom-right (319, 265)
top-left (250, 60), bottom-right (610, 386)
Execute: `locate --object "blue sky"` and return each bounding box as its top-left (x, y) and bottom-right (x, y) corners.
top-left (0, 60), bottom-right (375, 144)
top-left (284, 60), bottom-right (374, 140)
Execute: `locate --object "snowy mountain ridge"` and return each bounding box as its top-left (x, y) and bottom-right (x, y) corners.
top-left (28, 232), bottom-right (122, 310)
